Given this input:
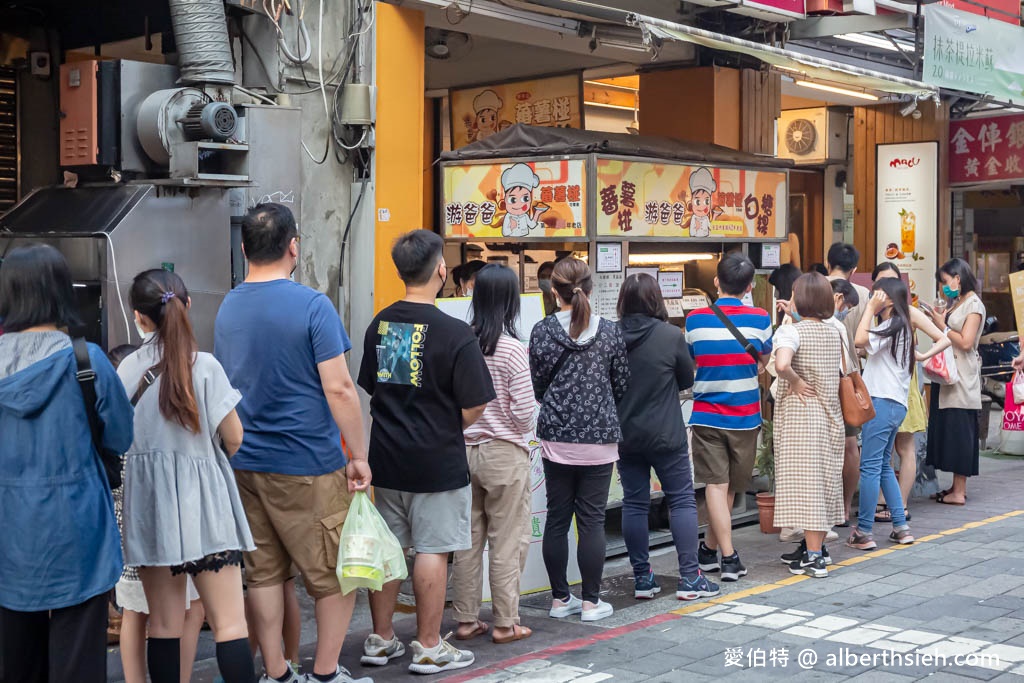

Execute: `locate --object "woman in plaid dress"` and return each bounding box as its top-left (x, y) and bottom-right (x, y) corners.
top-left (772, 274), bottom-right (845, 578)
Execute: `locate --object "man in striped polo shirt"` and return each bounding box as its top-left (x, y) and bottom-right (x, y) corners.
top-left (685, 253), bottom-right (772, 582)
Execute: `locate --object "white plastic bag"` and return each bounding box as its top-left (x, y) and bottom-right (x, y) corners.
top-left (1013, 370), bottom-right (1024, 406)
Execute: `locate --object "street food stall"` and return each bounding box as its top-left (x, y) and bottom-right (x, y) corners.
top-left (439, 125), bottom-right (793, 555)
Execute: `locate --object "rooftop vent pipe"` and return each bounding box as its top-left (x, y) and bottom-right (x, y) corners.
top-left (168, 0), bottom-right (235, 85)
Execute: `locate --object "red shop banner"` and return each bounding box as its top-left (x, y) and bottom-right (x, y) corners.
top-left (939, 0), bottom-right (1020, 25)
top-left (949, 113), bottom-right (1024, 186)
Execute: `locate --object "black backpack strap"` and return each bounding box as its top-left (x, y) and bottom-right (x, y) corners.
top-left (73, 337), bottom-right (104, 452)
top-left (709, 301), bottom-right (762, 364)
top-left (131, 367), bottom-right (162, 407)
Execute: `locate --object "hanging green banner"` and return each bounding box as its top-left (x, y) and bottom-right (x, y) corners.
top-left (923, 4), bottom-right (1024, 104)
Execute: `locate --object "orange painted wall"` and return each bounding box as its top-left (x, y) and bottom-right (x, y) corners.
top-left (639, 66), bottom-right (740, 148)
top-left (373, 3), bottom-right (425, 312)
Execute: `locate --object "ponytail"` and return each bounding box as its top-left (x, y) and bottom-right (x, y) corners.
top-left (551, 258), bottom-right (593, 339)
top-left (129, 270), bottom-right (200, 433)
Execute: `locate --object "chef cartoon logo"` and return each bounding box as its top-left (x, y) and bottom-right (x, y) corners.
top-left (500, 163), bottom-right (548, 238)
top-left (464, 89), bottom-right (511, 143)
top-left (683, 167), bottom-right (724, 238)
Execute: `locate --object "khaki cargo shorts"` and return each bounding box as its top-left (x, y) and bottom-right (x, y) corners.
top-left (691, 426), bottom-right (760, 493)
top-left (234, 468), bottom-right (351, 598)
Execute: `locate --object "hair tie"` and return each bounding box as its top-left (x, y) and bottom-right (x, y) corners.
top-left (160, 291), bottom-right (176, 305)
top-left (572, 287), bottom-right (583, 295)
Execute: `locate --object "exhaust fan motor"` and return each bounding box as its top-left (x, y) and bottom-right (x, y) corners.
top-left (182, 102), bottom-right (237, 142)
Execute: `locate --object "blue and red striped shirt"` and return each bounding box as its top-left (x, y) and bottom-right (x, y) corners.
top-left (684, 298), bottom-right (772, 431)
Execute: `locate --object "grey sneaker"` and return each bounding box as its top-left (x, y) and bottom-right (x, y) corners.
top-left (303, 666), bottom-right (373, 683)
top-left (889, 527), bottom-right (915, 545)
top-left (408, 636), bottom-right (474, 675)
top-left (260, 669), bottom-right (302, 683)
top-left (847, 528), bottom-right (878, 550)
top-left (361, 633), bottom-right (406, 666)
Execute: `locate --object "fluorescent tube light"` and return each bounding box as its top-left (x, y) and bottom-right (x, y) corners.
top-left (629, 253), bottom-right (716, 265)
top-left (794, 80), bottom-right (879, 101)
top-left (584, 101), bottom-right (636, 111)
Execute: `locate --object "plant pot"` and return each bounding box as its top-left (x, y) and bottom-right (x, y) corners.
top-left (755, 492), bottom-right (780, 535)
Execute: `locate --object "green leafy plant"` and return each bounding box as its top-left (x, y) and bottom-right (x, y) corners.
top-left (755, 418), bottom-right (775, 493)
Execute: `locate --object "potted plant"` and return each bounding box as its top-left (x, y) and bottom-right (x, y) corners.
top-left (754, 418), bottom-right (779, 534)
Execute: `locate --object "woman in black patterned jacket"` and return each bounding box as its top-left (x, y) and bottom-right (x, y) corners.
top-left (529, 257), bottom-right (629, 624)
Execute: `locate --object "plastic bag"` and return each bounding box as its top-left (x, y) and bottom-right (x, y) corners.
top-left (1013, 370), bottom-right (1024, 406)
top-left (1000, 377), bottom-right (1024, 456)
top-left (337, 491), bottom-right (401, 594)
top-left (923, 346), bottom-right (960, 385)
top-left (369, 501), bottom-right (408, 585)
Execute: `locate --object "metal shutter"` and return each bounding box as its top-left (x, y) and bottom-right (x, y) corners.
top-left (0, 67), bottom-right (16, 214)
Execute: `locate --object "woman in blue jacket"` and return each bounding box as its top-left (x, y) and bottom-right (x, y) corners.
top-left (0, 244), bottom-right (134, 683)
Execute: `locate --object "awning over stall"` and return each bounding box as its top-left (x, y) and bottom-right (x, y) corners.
top-left (440, 124), bottom-right (794, 169)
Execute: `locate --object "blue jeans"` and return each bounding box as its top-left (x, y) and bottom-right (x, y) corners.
top-left (858, 397), bottom-right (908, 534)
top-left (619, 448), bottom-right (699, 579)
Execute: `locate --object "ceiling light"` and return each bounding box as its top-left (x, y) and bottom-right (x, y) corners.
top-left (629, 253), bottom-right (716, 265)
top-left (836, 33), bottom-right (913, 53)
top-left (794, 80), bottom-right (879, 101)
top-left (584, 101), bottom-right (636, 111)
top-left (595, 38), bottom-right (651, 53)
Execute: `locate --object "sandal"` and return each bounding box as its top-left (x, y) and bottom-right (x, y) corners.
top-left (493, 624), bottom-right (532, 644)
top-left (455, 620), bottom-right (489, 641)
top-left (936, 493), bottom-right (965, 506)
top-left (875, 508), bottom-right (912, 523)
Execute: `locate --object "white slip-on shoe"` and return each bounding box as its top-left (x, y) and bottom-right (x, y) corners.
top-left (581, 599), bottom-right (614, 622)
top-left (549, 594), bottom-right (584, 618)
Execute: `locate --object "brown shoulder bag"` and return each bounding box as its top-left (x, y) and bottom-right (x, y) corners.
top-left (839, 335), bottom-right (875, 427)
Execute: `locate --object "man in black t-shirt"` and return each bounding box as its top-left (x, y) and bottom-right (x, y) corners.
top-left (357, 229), bottom-right (495, 676)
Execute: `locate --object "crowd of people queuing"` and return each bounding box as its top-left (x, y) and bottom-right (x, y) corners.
top-left (0, 200), bottom-right (1016, 682)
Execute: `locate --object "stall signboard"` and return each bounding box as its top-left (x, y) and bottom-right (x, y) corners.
top-left (1010, 270), bottom-right (1024, 341)
top-left (875, 142), bottom-right (938, 307)
top-left (943, 0), bottom-right (1021, 26)
top-left (442, 159), bottom-right (587, 240)
top-left (594, 158), bottom-right (788, 239)
top-left (949, 113), bottom-right (1024, 185)
top-left (923, 6), bottom-right (1024, 104)
top-left (450, 74), bottom-right (583, 149)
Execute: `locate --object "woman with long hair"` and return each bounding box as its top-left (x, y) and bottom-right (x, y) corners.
top-left (924, 258), bottom-right (986, 506)
top-left (616, 274), bottom-right (719, 600)
top-left (870, 263), bottom-right (927, 524)
top-left (451, 264), bottom-right (537, 645)
top-left (848, 277), bottom-right (949, 550)
top-left (529, 258), bottom-right (629, 622)
top-left (0, 244), bottom-right (134, 682)
top-left (120, 269), bottom-right (255, 683)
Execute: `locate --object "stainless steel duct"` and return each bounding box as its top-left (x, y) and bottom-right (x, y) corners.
top-left (168, 0), bottom-right (235, 85)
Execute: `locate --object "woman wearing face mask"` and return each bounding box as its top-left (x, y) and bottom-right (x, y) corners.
top-left (848, 278), bottom-right (949, 551)
top-left (537, 261), bottom-right (557, 316)
top-left (120, 269), bottom-right (255, 683)
top-left (924, 259), bottom-right (986, 506)
top-left (870, 263), bottom-right (927, 524)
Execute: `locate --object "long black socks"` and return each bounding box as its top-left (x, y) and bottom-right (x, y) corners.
top-left (215, 637), bottom-right (257, 683)
top-left (147, 637), bottom-right (180, 683)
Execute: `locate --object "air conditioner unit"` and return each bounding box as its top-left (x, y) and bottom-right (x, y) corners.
top-left (776, 107), bottom-right (847, 165)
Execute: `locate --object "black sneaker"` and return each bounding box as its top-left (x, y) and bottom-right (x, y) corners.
top-left (698, 542), bottom-right (720, 573)
top-left (780, 541), bottom-right (832, 566)
top-left (789, 551), bottom-right (828, 578)
top-left (720, 552), bottom-right (747, 582)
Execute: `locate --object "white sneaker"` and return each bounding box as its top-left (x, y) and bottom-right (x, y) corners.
top-left (825, 529), bottom-right (839, 542)
top-left (779, 528), bottom-right (805, 543)
top-left (581, 599), bottom-right (614, 622)
top-left (408, 637), bottom-right (474, 675)
top-left (548, 594), bottom-right (583, 618)
top-left (361, 633), bottom-right (406, 666)
top-left (302, 666), bottom-right (373, 683)
top-left (260, 669), bottom-right (302, 683)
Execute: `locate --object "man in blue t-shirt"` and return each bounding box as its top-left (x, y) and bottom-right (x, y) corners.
top-left (214, 203), bottom-right (371, 683)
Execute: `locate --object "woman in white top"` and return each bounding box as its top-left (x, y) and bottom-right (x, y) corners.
top-left (848, 278), bottom-right (949, 551)
top-left (924, 258), bottom-right (986, 506)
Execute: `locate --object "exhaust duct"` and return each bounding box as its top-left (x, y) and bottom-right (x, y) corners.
top-left (168, 0), bottom-right (235, 85)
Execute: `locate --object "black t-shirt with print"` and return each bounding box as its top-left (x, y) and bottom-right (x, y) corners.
top-left (358, 301), bottom-right (496, 493)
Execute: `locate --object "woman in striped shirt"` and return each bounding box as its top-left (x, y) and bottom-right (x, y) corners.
top-left (451, 264), bottom-right (537, 645)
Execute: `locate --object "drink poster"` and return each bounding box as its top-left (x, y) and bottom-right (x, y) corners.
top-left (595, 158), bottom-right (788, 239)
top-left (450, 74), bottom-right (583, 149)
top-left (875, 142), bottom-right (938, 308)
top-left (442, 159), bottom-right (587, 240)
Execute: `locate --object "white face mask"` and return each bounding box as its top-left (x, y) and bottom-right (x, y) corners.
top-left (464, 287), bottom-right (474, 297)
top-left (134, 319), bottom-right (147, 340)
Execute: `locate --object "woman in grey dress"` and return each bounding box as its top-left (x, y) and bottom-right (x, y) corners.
top-left (119, 269), bottom-right (255, 683)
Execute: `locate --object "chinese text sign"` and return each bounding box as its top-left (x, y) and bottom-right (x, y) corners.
top-left (595, 158), bottom-right (788, 239)
top-left (442, 159), bottom-right (587, 240)
top-left (924, 5), bottom-right (1024, 104)
top-left (949, 113), bottom-right (1024, 185)
top-left (450, 74), bottom-right (583, 149)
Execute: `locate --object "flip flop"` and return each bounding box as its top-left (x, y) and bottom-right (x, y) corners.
top-left (493, 624), bottom-right (532, 644)
top-left (455, 620), bottom-right (489, 641)
top-left (875, 508), bottom-right (912, 523)
top-left (936, 493), bottom-right (965, 506)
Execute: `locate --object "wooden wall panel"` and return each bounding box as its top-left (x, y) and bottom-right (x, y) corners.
top-left (740, 69), bottom-right (782, 155)
top-left (852, 102), bottom-right (950, 271)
